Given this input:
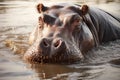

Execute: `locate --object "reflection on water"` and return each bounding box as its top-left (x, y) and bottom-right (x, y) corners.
top-left (0, 0), bottom-right (120, 80)
top-left (29, 63), bottom-right (105, 79)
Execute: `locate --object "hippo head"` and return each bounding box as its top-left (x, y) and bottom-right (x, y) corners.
top-left (24, 3), bottom-right (95, 63)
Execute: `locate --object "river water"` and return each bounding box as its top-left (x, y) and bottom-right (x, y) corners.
top-left (0, 0), bottom-right (120, 80)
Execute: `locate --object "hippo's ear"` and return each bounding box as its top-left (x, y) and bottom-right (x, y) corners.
top-left (37, 3), bottom-right (48, 13)
top-left (81, 5), bottom-right (89, 15)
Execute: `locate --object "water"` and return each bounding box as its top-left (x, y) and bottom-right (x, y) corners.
top-left (0, 0), bottom-right (120, 80)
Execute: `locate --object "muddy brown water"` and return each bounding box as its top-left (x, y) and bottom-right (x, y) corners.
top-left (0, 0), bottom-right (120, 80)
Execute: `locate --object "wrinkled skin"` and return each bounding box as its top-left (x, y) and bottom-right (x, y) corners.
top-left (24, 3), bottom-right (120, 63)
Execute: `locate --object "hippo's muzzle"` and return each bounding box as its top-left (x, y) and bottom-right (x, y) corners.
top-left (24, 36), bottom-right (83, 63)
top-left (40, 38), bottom-right (66, 57)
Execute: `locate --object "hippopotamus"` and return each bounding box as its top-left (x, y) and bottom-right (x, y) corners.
top-left (24, 3), bottom-right (120, 63)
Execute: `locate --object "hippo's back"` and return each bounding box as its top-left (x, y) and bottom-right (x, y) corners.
top-left (88, 7), bottom-right (120, 43)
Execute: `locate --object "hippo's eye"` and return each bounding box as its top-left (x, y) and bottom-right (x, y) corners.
top-left (38, 17), bottom-right (44, 29)
top-left (70, 14), bottom-right (82, 25)
top-left (39, 17), bottom-right (44, 24)
top-left (73, 16), bottom-right (82, 26)
top-left (75, 18), bottom-right (81, 23)
top-left (39, 25), bottom-right (43, 29)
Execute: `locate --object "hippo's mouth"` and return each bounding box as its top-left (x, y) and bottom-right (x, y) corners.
top-left (31, 55), bottom-right (80, 63)
top-left (24, 48), bottom-right (83, 63)
top-left (24, 37), bottom-right (83, 63)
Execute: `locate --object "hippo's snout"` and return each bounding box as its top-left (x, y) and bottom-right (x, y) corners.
top-left (24, 37), bottom-right (69, 63)
top-left (40, 38), bottom-right (66, 56)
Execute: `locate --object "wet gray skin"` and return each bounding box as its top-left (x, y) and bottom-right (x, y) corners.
top-left (24, 3), bottom-right (120, 63)
top-left (24, 3), bottom-right (95, 63)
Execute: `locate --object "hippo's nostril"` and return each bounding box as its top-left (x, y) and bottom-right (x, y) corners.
top-left (54, 39), bottom-right (61, 48)
top-left (41, 38), bottom-right (50, 48)
top-left (43, 39), bottom-right (49, 47)
top-left (54, 40), bottom-right (60, 47)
